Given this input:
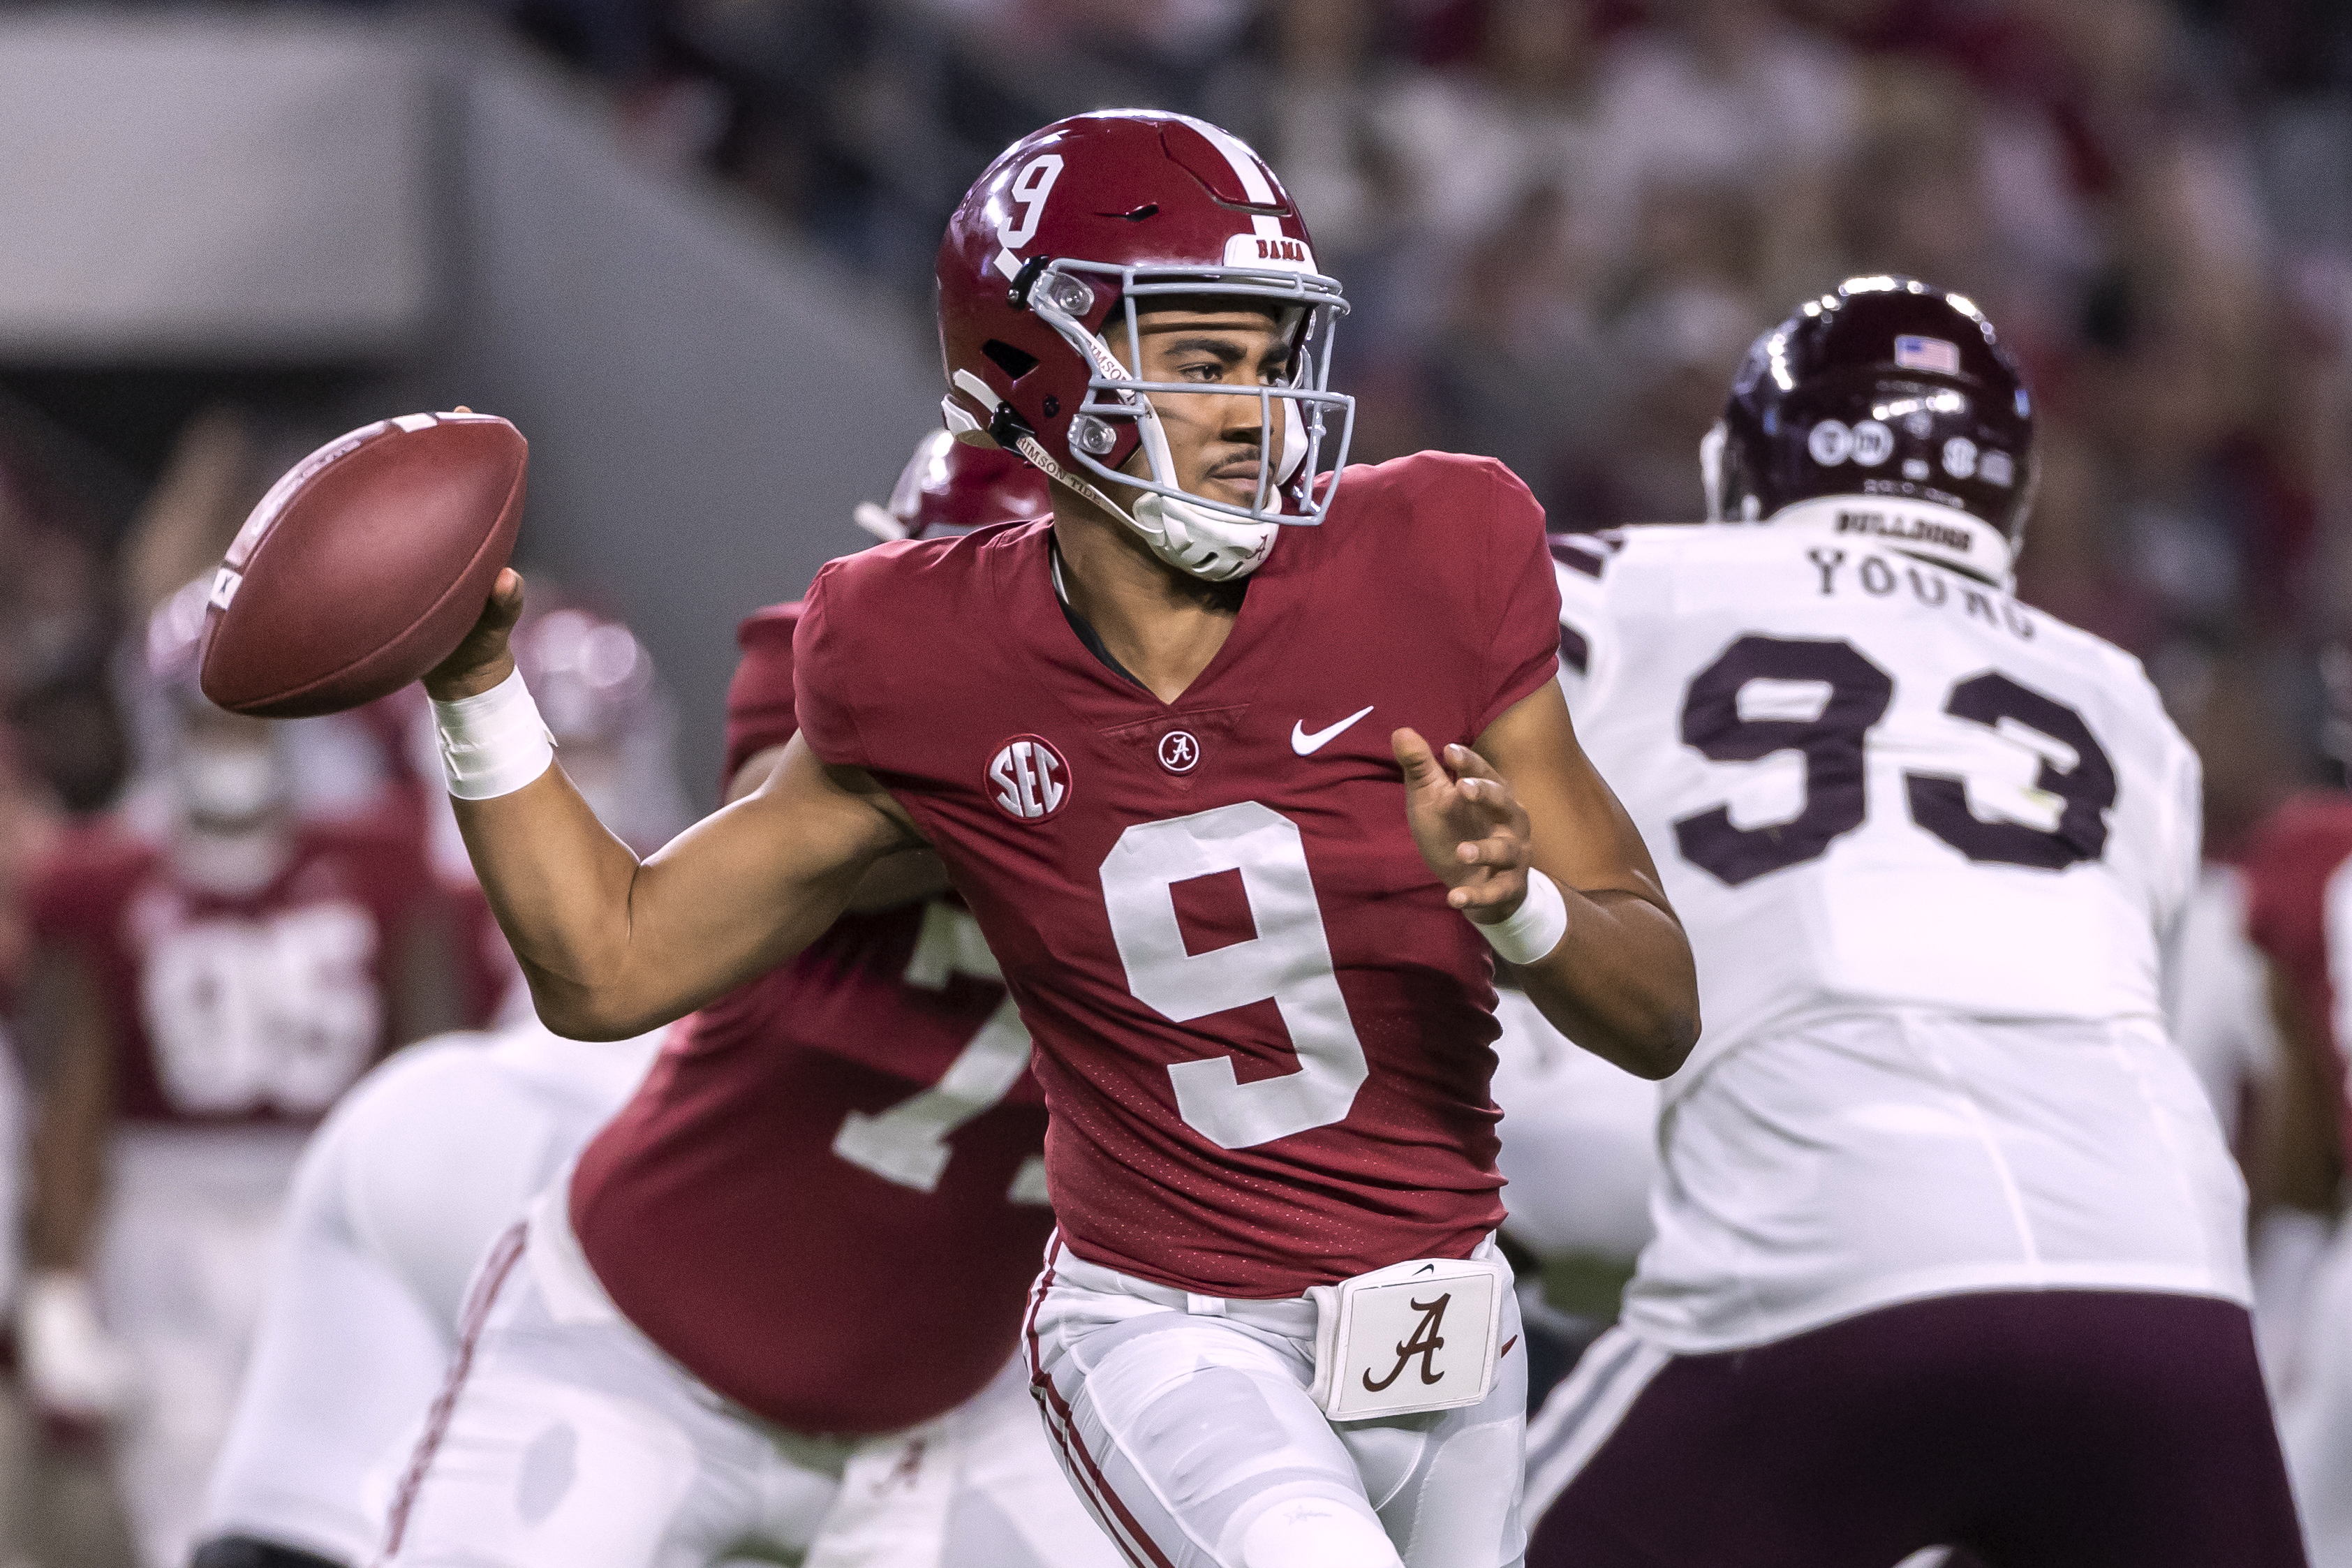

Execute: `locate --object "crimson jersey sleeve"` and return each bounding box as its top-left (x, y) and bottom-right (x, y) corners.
top-left (723, 602), bottom-right (804, 787)
top-left (795, 542), bottom-right (924, 773)
top-left (2243, 794), bottom-right (2352, 981)
top-left (1468, 458), bottom-right (1569, 734)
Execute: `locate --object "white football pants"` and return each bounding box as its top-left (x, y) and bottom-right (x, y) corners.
top-left (96, 1123), bottom-right (311, 1568)
top-left (383, 1188), bottom-right (1123, 1568)
top-left (203, 1028), bottom-right (658, 1566)
top-left (1023, 1236), bottom-right (1527, 1568)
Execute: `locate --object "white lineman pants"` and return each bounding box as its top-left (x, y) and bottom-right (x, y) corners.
top-left (205, 1031), bottom-right (658, 1567)
top-left (383, 1190), bottom-right (1121, 1568)
top-left (1023, 1235), bottom-right (1528, 1568)
top-left (97, 1125), bottom-right (311, 1568)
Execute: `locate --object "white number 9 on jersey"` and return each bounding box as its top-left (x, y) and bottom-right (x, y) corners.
top-left (1100, 803), bottom-right (1369, 1150)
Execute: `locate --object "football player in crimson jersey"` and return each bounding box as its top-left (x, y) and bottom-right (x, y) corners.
top-left (2243, 781), bottom-right (2352, 1560)
top-left (16, 599), bottom-right (455, 1568)
top-left (1517, 278), bottom-right (2304, 1566)
top-left (374, 434), bottom-right (1120, 1568)
top-left (409, 110), bottom-right (1696, 1568)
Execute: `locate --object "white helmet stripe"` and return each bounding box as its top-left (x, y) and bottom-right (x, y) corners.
top-left (1183, 114), bottom-right (1285, 241)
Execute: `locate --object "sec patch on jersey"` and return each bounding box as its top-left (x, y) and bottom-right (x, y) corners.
top-left (200, 411), bottom-right (528, 718)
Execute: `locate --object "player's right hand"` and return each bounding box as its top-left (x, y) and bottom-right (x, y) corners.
top-left (18, 1269), bottom-right (136, 1421)
top-left (1393, 727), bottom-right (1533, 923)
top-left (424, 568), bottom-right (526, 701)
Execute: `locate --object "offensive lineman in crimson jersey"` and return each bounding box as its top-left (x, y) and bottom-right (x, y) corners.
top-left (411, 110), bottom-right (1696, 1568)
top-left (2244, 789), bottom-right (2352, 1560)
top-left (378, 436), bottom-right (1126, 1568)
top-left (1518, 278), bottom-right (2303, 1565)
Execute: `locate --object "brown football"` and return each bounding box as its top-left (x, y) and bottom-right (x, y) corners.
top-left (199, 412), bottom-right (528, 718)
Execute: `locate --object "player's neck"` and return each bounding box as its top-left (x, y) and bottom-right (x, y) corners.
top-left (1049, 500), bottom-right (1243, 706)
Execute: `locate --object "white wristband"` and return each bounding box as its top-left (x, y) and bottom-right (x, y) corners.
top-left (1474, 868), bottom-right (1569, 966)
top-left (434, 667), bottom-right (555, 800)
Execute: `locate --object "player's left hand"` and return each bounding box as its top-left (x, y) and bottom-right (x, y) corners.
top-left (1393, 728), bottom-right (1530, 925)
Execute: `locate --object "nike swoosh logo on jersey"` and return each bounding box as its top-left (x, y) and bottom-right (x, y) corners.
top-left (1291, 706), bottom-right (1374, 755)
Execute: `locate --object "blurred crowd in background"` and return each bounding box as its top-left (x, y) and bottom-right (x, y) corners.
top-left (8, 0), bottom-right (2352, 844)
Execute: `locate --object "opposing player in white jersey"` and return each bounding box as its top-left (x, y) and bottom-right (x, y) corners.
top-left (190, 1016), bottom-right (661, 1568)
top-left (1522, 277), bottom-right (2306, 1565)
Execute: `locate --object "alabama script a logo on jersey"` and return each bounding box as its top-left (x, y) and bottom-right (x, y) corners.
top-left (987, 735), bottom-right (1071, 822)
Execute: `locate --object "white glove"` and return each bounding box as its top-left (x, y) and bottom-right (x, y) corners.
top-left (17, 1269), bottom-right (136, 1420)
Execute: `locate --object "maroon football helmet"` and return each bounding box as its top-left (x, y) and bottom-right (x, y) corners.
top-left (1705, 276), bottom-right (2036, 556)
top-left (935, 110), bottom-right (1353, 581)
top-left (855, 430), bottom-right (1052, 542)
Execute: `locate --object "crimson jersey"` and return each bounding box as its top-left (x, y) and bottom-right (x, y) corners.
top-left (28, 814), bottom-right (436, 1125)
top-left (795, 452), bottom-right (1562, 1297)
top-left (570, 602), bottom-right (1057, 1437)
top-left (2243, 791), bottom-right (2352, 1158)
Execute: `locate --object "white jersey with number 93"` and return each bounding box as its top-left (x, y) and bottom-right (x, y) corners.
top-left (1553, 521), bottom-right (2244, 1352)
top-left (1555, 523), bottom-right (2201, 1082)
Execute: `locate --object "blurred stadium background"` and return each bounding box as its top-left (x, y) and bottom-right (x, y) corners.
top-left (0, 0), bottom-right (2348, 1559)
top-left (3, 0), bottom-right (2350, 817)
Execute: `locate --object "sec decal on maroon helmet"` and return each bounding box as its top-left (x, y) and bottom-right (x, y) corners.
top-left (198, 411), bottom-right (528, 719)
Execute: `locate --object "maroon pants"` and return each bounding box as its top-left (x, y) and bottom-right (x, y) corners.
top-left (1529, 1291), bottom-right (2307, 1568)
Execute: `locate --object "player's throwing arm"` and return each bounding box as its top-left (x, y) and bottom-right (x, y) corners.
top-left (420, 575), bottom-right (919, 1038)
top-left (1394, 686), bottom-right (1699, 1079)
top-left (193, 410), bottom-right (919, 1042)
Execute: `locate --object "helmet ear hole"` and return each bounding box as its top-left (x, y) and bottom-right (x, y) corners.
top-left (982, 340), bottom-right (1040, 381)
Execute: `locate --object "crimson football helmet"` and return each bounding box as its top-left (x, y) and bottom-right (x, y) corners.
top-left (1705, 276), bottom-right (2036, 558)
top-left (854, 430), bottom-right (1051, 542)
top-left (936, 110), bottom-right (1354, 582)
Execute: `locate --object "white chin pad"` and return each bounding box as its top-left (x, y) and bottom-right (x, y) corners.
top-left (1277, 399), bottom-right (1306, 485)
top-left (1132, 491), bottom-right (1278, 582)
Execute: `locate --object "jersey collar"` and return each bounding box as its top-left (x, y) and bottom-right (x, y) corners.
top-left (1757, 496), bottom-right (2016, 590)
